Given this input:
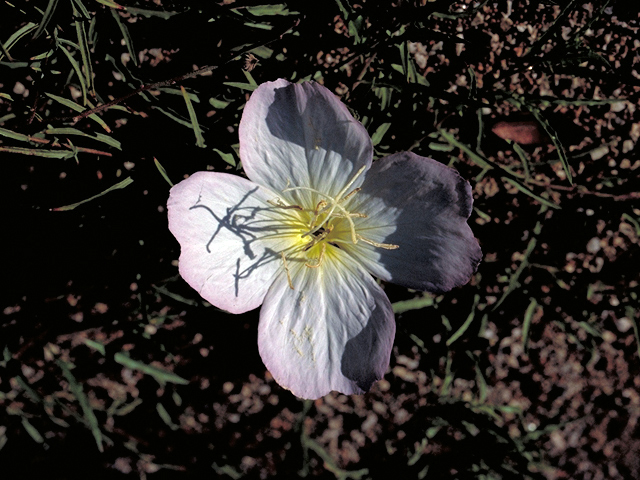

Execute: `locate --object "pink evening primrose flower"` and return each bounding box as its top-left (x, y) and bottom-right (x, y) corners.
top-left (167, 79), bottom-right (482, 399)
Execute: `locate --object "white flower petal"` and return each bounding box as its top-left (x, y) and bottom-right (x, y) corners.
top-left (258, 249), bottom-right (395, 399)
top-left (167, 172), bottom-right (293, 314)
top-left (346, 152), bottom-right (482, 293)
top-left (239, 79), bottom-right (372, 205)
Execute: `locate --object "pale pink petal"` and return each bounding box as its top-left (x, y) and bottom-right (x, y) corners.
top-left (167, 172), bottom-right (294, 314)
top-left (239, 79), bottom-right (372, 206)
top-left (345, 152), bottom-right (482, 293)
top-left (258, 250), bottom-right (395, 399)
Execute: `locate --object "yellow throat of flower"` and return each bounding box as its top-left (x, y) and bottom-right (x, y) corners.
top-left (269, 165), bottom-right (399, 290)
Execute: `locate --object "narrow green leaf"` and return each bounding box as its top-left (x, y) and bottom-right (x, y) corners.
top-left (96, 0), bottom-right (124, 9)
top-left (56, 40), bottom-right (88, 104)
top-left (110, 9), bottom-right (138, 66)
top-left (242, 69), bottom-right (258, 87)
top-left (14, 376), bottom-right (43, 403)
top-left (152, 285), bottom-right (199, 306)
top-left (502, 176), bottom-right (560, 210)
top-left (371, 122), bottom-right (391, 147)
top-left (156, 403), bottom-right (179, 430)
top-left (223, 81), bottom-right (258, 91)
top-left (45, 128), bottom-right (121, 150)
top-left (152, 106), bottom-right (194, 128)
top-left (0, 126), bottom-right (33, 142)
top-left (181, 86), bottom-right (206, 148)
top-left (0, 145), bottom-right (72, 159)
top-left (154, 158), bottom-right (174, 187)
top-left (446, 295), bottom-right (480, 346)
top-left (159, 87), bottom-right (199, 103)
top-left (494, 230), bottom-right (539, 310)
top-left (529, 108), bottom-right (572, 184)
top-left (438, 129), bottom-right (493, 170)
top-left (521, 298), bottom-right (537, 353)
top-left (33, 0), bottom-right (60, 39)
top-left (244, 4), bottom-right (298, 16)
top-left (392, 294), bottom-right (435, 314)
top-left (126, 7), bottom-right (180, 19)
top-left (209, 97), bottom-right (229, 109)
top-left (51, 177), bottom-right (133, 211)
top-left (510, 140), bottom-right (531, 179)
top-left (0, 94), bottom-right (14, 103)
top-left (57, 360), bottom-right (104, 452)
top-left (45, 93), bottom-right (111, 132)
top-left (114, 352), bottom-right (189, 386)
top-left (428, 142), bottom-right (454, 152)
top-left (21, 418), bottom-right (44, 444)
top-left (82, 339), bottom-right (106, 355)
top-left (71, 0), bottom-right (91, 18)
top-left (72, 5), bottom-right (95, 98)
top-left (474, 364), bottom-right (488, 403)
top-left (1, 22), bottom-right (37, 61)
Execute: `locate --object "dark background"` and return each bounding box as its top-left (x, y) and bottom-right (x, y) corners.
top-left (1, 0), bottom-right (639, 478)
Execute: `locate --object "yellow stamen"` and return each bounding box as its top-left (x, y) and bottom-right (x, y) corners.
top-left (267, 198), bottom-right (303, 210)
top-left (281, 252), bottom-right (294, 289)
top-left (356, 234), bottom-right (399, 250)
top-left (305, 243), bottom-right (326, 268)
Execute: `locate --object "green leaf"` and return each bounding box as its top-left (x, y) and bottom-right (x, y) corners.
top-left (446, 295), bottom-right (480, 346)
top-left (154, 158), bottom-right (174, 187)
top-left (159, 87), bottom-right (200, 103)
top-left (493, 226), bottom-right (540, 310)
top-left (181, 86), bottom-right (206, 148)
top-left (156, 403), bottom-right (179, 430)
top-left (242, 69), bottom-right (258, 87)
top-left (45, 93), bottom-right (111, 133)
top-left (82, 339), bottom-right (106, 355)
top-left (1, 22), bottom-right (37, 61)
top-left (502, 176), bottom-right (560, 210)
top-left (0, 126), bottom-right (34, 143)
top-left (529, 107), bottom-right (572, 184)
top-left (51, 177), bottom-right (133, 211)
top-left (45, 128), bottom-right (121, 150)
top-left (0, 145), bottom-right (72, 159)
top-left (371, 122), bottom-right (391, 147)
top-left (152, 285), bottom-right (199, 306)
top-left (438, 129), bottom-right (493, 170)
top-left (33, 0), bottom-right (60, 39)
top-left (126, 7), bottom-right (180, 19)
top-left (152, 106), bottom-right (194, 128)
top-left (57, 360), bottom-right (104, 452)
top-left (209, 97), bottom-right (230, 109)
top-left (21, 418), bottom-right (44, 444)
top-left (213, 148), bottom-right (237, 167)
top-left (56, 37), bottom-right (88, 104)
top-left (392, 294), bottom-right (434, 314)
top-left (111, 9), bottom-right (138, 66)
top-left (244, 4), bottom-right (298, 16)
top-left (72, 4), bottom-right (95, 97)
top-left (223, 82), bottom-right (258, 91)
top-left (521, 298), bottom-right (538, 353)
top-left (509, 140), bottom-right (531, 179)
top-left (114, 352), bottom-right (189, 386)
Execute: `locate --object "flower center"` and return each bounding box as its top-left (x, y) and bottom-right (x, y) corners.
top-left (268, 165), bottom-right (398, 289)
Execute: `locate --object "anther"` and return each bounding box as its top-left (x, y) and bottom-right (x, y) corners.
top-left (340, 187), bottom-right (361, 203)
